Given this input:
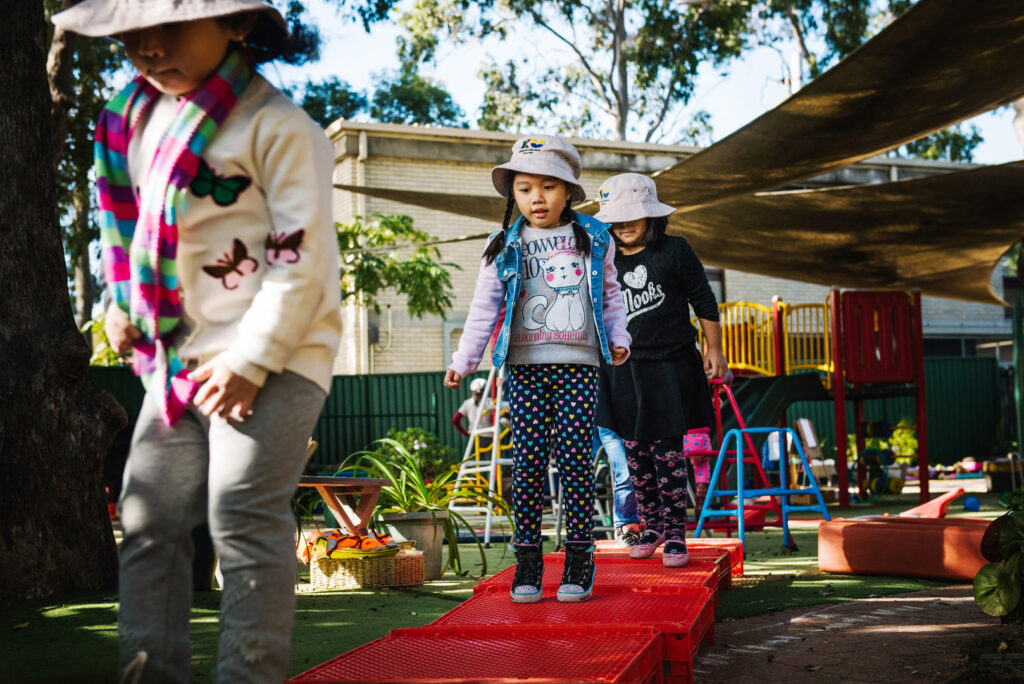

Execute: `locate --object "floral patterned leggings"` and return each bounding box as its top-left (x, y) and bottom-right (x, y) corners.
top-left (623, 437), bottom-right (689, 541)
top-left (507, 364), bottom-right (597, 545)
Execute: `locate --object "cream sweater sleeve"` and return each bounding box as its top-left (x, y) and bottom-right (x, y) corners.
top-left (220, 110), bottom-right (337, 386)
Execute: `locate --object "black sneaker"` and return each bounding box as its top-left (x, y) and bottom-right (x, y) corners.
top-left (509, 543), bottom-right (544, 603)
top-left (557, 541), bottom-right (596, 602)
top-left (615, 524), bottom-right (643, 548)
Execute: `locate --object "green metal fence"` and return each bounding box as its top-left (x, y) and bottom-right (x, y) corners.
top-left (787, 356), bottom-right (1001, 465)
top-left (90, 356), bottom-right (1000, 467)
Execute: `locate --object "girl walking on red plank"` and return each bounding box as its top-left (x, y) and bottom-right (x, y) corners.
top-left (595, 173), bottom-right (727, 568)
top-left (445, 135), bottom-right (630, 603)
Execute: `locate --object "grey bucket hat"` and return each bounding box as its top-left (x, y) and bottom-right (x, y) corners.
top-left (492, 135), bottom-right (586, 204)
top-left (594, 173), bottom-right (676, 223)
top-left (51, 0), bottom-right (286, 37)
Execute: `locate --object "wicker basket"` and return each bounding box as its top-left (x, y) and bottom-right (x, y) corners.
top-left (311, 554), bottom-right (394, 590)
top-left (391, 552), bottom-right (425, 587)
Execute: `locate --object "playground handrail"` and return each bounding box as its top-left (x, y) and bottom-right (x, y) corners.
top-left (781, 298), bottom-right (833, 380)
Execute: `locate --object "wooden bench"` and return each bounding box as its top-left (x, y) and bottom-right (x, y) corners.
top-left (297, 476), bottom-right (391, 536)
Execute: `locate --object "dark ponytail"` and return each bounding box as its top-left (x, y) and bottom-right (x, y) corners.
top-left (483, 196), bottom-right (517, 264)
top-left (561, 205), bottom-right (591, 257)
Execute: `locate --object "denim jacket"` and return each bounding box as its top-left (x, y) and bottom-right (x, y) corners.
top-left (449, 210), bottom-right (631, 377)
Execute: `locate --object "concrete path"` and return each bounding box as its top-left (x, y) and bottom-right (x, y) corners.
top-left (694, 585), bottom-right (1001, 682)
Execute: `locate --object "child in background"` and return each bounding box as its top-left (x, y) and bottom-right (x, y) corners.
top-left (53, 1), bottom-right (342, 681)
top-left (453, 377), bottom-right (493, 437)
top-left (445, 135), bottom-right (630, 603)
top-left (593, 426), bottom-right (644, 546)
top-left (595, 173), bottom-right (727, 568)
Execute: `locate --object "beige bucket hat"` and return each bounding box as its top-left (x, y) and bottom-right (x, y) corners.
top-left (492, 135), bottom-right (586, 204)
top-left (51, 0), bottom-right (286, 38)
top-left (594, 173), bottom-right (676, 223)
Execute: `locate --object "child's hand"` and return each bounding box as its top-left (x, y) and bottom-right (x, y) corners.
top-left (611, 346), bottom-right (628, 365)
top-left (444, 369), bottom-right (462, 389)
top-left (190, 357), bottom-right (260, 420)
top-left (105, 305), bottom-right (142, 354)
top-left (704, 348), bottom-right (729, 379)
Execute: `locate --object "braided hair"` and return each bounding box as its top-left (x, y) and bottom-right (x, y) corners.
top-left (482, 193), bottom-right (591, 264)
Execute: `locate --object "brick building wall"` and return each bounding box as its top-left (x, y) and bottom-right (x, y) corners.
top-left (326, 122), bottom-right (1011, 374)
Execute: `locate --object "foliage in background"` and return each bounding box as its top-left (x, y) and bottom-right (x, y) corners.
top-left (846, 418), bottom-right (917, 461)
top-left (370, 62), bottom-right (466, 126)
top-left (336, 213), bottom-right (458, 318)
top-left (892, 123), bottom-right (984, 163)
top-left (974, 485), bottom-right (1024, 621)
top-left (342, 439), bottom-right (510, 576)
top-left (378, 427), bottom-right (456, 482)
top-left (80, 312), bottom-right (125, 367)
top-left (288, 76), bottom-right (368, 128)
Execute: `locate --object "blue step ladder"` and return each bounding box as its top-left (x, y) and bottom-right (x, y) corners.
top-left (694, 427), bottom-right (831, 549)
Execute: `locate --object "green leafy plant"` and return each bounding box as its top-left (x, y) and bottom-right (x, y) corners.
top-left (341, 438), bottom-right (510, 576)
top-left (974, 485), bottom-right (1024, 621)
top-left (80, 312), bottom-right (126, 367)
top-left (378, 427), bottom-right (456, 482)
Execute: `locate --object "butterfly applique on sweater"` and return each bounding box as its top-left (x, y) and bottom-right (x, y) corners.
top-left (190, 159), bottom-right (251, 206)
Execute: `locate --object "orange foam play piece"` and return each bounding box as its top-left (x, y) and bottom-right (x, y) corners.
top-left (818, 516), bottom-right (988, 581)
top-left (899, 488), bottom-right (964, 518)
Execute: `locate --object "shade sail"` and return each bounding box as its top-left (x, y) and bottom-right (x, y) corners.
top-left (647, 0), bottom-right (1024, 213)
top-left (669, 161), bottom-right (1024, 305)
top-left (338, 161), bottom-right (1024, 304)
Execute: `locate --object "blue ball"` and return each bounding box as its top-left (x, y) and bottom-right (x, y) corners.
top-left (963, 495), bottom-right (980, 512)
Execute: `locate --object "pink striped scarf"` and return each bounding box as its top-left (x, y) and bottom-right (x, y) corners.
top-left (95, 51), bottom-right (252, 426)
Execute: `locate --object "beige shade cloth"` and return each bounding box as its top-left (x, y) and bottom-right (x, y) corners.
top-left (338, 162), bottom-right (1024, 305)
top-left (638, 0), bottom-right (1024, 214)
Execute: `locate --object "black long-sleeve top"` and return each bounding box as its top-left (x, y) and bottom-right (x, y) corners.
top-left (613, 234), bottom-right (719, 361)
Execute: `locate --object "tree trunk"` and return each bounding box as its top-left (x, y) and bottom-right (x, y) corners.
top-left (612, 0), bottom-right (628, 141)
top-left (71, 183), bottom-right (94, 332)
top-left (0, 0), bottom-right (124, 602)
top-left (47, 1), bottom-right (77, 164)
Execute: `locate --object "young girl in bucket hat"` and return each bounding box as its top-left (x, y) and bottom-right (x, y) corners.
top-left (52, 2), bottom-right (341, 681)
top-left (444, 135), bottom-right (631, 603)
top-left (594, 173), bottom-right (727, 568)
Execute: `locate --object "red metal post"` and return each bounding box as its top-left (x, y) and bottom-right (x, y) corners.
top-left (911, 291), bottom-right (929, 503)
top-left (830, 289), bottom-right (850, 508)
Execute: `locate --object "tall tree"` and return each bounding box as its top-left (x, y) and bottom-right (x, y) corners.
top-left (292, 76), bottom-right (368, 128)
top-left (1, 0), bottom-right (124, 601)
top-left (397, 0), bottom-right (750, 141)
top-left (370, 62), bottom-right (466, 127)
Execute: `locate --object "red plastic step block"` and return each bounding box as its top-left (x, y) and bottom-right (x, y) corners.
top-left (433, 586), bottom-right (715, 684)
top-left (593, 544), bottom-right (735, 589)
top-left (288, 624), bottom-right (664, 683)
top-left (596, 538), bottom-right (744, 575)
top-left (475, 555), bottom-right (720, 598)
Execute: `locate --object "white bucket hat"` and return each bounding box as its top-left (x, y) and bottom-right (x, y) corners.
top-left (469, 378), bottom-right (487, 392)
top-left (51, 0), bottom-right (286, 38)
top-left (492, 135), bottom-right (586, 204)
top-left (594, 173), bottom-right (676, 224)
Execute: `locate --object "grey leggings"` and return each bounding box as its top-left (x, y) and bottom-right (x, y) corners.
top-left (118, 370), bottom-right (326, 684)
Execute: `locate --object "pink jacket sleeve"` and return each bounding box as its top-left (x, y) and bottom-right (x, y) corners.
top-left (449, 257), bottom-right (505, 377)
top-left (601, 243), bottom-right (631, 359)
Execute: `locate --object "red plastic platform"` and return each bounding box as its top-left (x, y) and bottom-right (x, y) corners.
top-left (475, 555), bottom-right (721, 597)
top-left (288, 624), bottom-right (665, 683)
top-left (593, 542), bottom-right (740, 586)
top-left (433, 586), bottom-right (715, 684)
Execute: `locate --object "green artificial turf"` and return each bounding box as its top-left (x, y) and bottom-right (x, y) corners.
top-left (0, 486), bottom-right (1004, 682)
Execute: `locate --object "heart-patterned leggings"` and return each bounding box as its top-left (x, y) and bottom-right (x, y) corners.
top-left (623, 437), bottom-right (689, 541)
top-left (507, 364), bottom-right (597, 545)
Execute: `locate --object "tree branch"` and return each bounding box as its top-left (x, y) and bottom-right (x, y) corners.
top-left (785, 7), bottom-right (815, 74)
top-left (529, 10), bottom-right (616, 116)
top-left (644, 79), bottom-right (676, 142)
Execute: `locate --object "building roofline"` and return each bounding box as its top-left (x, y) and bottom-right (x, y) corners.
top-left (325, 119), bottom-right (982, 171)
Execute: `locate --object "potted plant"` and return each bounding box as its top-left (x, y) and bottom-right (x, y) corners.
top-left (974, 485), bottom-right (1024, 622)
top-left (342, 438), bottom-right (509, 580)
